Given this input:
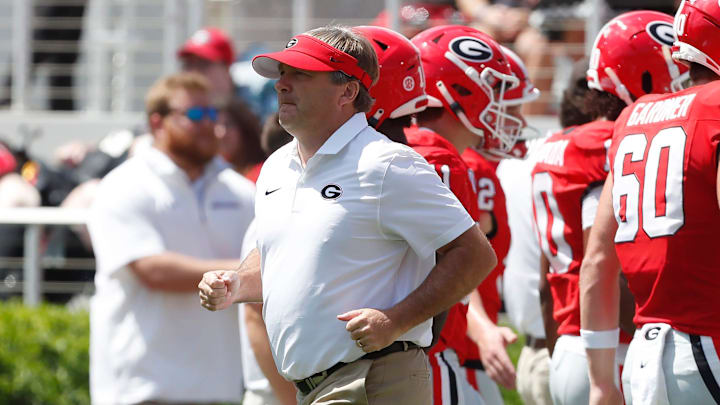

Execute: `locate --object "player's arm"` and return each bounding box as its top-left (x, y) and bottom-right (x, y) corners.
top-left (244, 303), bottom-right (297, 405)
top-left (467, 289), bottom-right (517, 389)
top-left (538, 253), bottom-right (559, 356)
top-left (199, 248), bottom-right (263, 311)
top-left (579, 175), bottom-right (623, 404)
top-left (129, 253), bottom-right (240, 292)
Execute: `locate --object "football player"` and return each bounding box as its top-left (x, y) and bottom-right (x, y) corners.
top-left (578, 2), bottom-right (720, 403)
top-left (459, 44), bottom-right (540, 402)
top-left (531, 10), bottom-right (688, 405)
top-left (411, 25), bottom-right (523, 405)
top-left (355, 25), bottom-right (428, 144)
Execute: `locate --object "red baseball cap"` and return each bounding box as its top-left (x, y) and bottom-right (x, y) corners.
top-left (0, 143), bottom-right (16, 177)
top-left (252, 34), bottom-right (373, 89)
top-left (178, 27), bottom-right (235, 66)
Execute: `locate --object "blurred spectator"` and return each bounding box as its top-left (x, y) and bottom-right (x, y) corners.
top-left (231, 45), bottom-right (279, 122)
top-left (178, 27), bottom-right (236, 106)
top-left (218, 99), bottom-right (266, 182)
top-left (371, 2), bottom-right (467, 38)
top-left (0, 1), bottom-right (88, 110)
top-left (260, 112), bottom-right (293, 156)
top-left (87, 72), bottom-right (255, 404)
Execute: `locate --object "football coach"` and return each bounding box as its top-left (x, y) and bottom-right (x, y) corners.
top-left (198, 25), bottom-right (497, 405)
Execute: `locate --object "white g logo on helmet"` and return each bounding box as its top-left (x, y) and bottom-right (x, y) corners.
top-left (646, 21), bottom-right (676, 47)
top-left (448, 37), bottom-right (493, 63)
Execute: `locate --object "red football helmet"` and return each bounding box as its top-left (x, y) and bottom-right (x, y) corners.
top-left (672, 0), bottom-right (720, 77)
top-left (587, 10), bottom-right (689, 105)
top-left (500, 45), bottom-right (540, 105)
top-left (411, 25), bottom-right (522, 155)
top-left (354, 26), bottom-right (428, 129)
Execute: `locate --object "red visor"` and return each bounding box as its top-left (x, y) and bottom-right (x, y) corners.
top-left (252, 34), bottom-right (373, 89)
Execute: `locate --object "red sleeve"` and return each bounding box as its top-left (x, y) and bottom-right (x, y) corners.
top-left (431, 157), bottom-right (480, 222)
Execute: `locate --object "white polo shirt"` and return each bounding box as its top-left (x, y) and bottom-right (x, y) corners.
top-left (255, 113), bottom-right (475, 381)
top-left (88, 147), bottom-right (255, 404)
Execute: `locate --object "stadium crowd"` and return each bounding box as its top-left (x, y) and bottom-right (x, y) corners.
top-left (1, 0), bottom-right (718, 404)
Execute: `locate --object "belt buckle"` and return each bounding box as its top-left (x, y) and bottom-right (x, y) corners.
top-left (304, 370), bottom-right (327, 392)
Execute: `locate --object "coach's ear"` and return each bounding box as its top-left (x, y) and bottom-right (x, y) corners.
top-left (338, 80), bottom-right (360, 109)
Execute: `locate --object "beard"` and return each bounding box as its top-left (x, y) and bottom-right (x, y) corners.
top-left (166, 127), bottom-right (218, 167)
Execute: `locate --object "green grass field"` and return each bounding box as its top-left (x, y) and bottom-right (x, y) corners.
top-left (0, 301), bottom-right (528, 404)
top-left (500, 332), bottom-right (525, 405)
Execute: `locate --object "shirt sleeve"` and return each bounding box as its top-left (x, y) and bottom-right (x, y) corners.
top-left (88, 175), bottom-right (165, 276)
top-left (581, 184), bottom-right (603, 230)
top-left (378, 151), bottom-right (475, 259)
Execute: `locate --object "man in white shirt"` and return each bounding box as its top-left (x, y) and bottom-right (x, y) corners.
top-left (198, 25), bottom-right (497, 405)
top-left (88, 72), bottom-right (255, 405)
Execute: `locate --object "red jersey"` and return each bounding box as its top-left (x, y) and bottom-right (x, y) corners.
top-left (531, 121), bottom-right (614, 336)
top-left (405, 126), bottom-right (479, 364)
top-left (610, 82), bottom-right (720, 337)
top-left (461, 148), bottom-right (509, 324)
top-left (461, 148), bottom-right (511, 362)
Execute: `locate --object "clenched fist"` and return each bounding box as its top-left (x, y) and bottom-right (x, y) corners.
top-left (198, 270), bottom-right (239, 311)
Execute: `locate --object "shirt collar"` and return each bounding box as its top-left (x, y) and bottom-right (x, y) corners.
top-left (315, 112), bottom-right (368, 156)
top-left (141, 146), bottom-right (226, 182)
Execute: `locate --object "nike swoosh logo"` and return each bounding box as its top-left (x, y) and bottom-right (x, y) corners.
top-left (265, 188), bottom-right (281, 195)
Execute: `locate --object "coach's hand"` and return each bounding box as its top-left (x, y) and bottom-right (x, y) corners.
top-left (198, 270), bottom-right (239, 311)
top-left (589, 382), bottom-right (623, 405)
top-left (338, 308), bottom-right (404, 353)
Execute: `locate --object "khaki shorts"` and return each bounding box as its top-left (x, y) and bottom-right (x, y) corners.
top-left (298, 348), bottom-right (432, 405)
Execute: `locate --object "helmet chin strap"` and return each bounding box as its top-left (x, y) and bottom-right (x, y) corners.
top-left (604, 67), bottom-right (634, 106)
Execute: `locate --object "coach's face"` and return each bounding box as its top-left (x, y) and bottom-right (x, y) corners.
top-left (274, 64), bottom-right (347, 135)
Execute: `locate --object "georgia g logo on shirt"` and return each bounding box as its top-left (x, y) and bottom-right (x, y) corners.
top-left (449, 37), bottom-right (493, 63)
top-left (321, 184), bottom-right (342, 200)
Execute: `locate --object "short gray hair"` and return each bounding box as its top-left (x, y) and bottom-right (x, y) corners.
top-left (306, 25), bottom-right (379, 113)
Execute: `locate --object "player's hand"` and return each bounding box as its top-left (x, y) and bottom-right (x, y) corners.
top-left (198, 270), bottom-right (239, 311)
top-left (589, 382), bottom-right (623, 405)
top-left (477, 324), bottom-right (518, 390)
top-left (337, 308), bottom-right (403, 353)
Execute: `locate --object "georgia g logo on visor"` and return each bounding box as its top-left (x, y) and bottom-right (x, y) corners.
top-left (449, 37), bottom-right (493, 63)
top-left (286, 38), bottom-right (298, 49)
top-left (646, 21), bottom-right (676, 47)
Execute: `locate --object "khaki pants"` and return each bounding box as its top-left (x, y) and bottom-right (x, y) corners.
top-left (517, 345), bottom-right (553, 405)
top-left (298, 348), bottom-right (432, 405)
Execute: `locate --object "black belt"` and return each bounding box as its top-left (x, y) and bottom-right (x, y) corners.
top-left (525, 335), bottom-right (547, 350)
top-left (294, 341), bottom-right (422, 395)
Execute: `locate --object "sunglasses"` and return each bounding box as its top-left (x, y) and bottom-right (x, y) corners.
top-left (170, 106), bottom-right (219, 123)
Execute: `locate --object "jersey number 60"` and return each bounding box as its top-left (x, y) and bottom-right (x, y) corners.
top-left (613, 127), bottom-right (686, 243)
